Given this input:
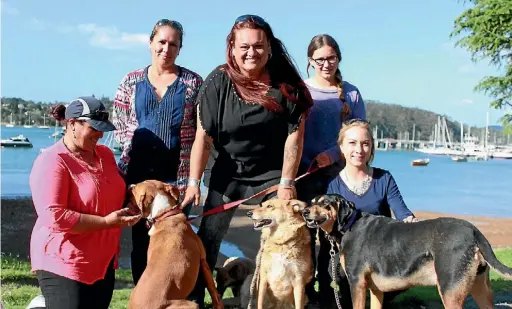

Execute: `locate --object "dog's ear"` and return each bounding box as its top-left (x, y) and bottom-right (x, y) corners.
top-left (164, 184), bottom-right (180, 201)
top-left (336, 197), bottom-right (355, 223)
top-left (137, 192), bottom-right (154, 217)
top-left (310, 195), bottom-right (325, 206)
top-left (291, 200), bottom-right (307, 213)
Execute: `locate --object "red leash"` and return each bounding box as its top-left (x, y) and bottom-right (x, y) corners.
top-left (187, 165), bottom-right (320, 222)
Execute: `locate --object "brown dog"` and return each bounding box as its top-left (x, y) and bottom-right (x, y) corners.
top-left (127, 180), bottom-right (224, 309)
top-left (247, 199), bottom-right (313, 309)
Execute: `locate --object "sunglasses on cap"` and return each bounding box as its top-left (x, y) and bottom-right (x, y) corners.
top-left (78, 110), bottom-right (110, 121)
top-left (155, 19), bottom-right (183, 31)
top-left (234, 14), bottom-right (268, 27)
top-left (344, 118), bottom-right (370, 125)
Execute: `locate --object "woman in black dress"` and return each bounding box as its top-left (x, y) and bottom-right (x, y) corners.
top-left (182, 14), bottom-right (313, 306)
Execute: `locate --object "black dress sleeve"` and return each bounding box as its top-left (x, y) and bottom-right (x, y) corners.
top-left (285, 89), bottom-right (310, 134)
top-left (197, 67), bottom-right (226, 139)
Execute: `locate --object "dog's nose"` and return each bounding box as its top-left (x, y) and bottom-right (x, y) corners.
top-left (302, 209), bottom-right (310, 216)
top-left (247, 211), bottom-right (253, 218)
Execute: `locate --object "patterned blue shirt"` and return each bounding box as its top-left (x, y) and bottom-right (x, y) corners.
top-left (126, 66), bottom-right (186, 183)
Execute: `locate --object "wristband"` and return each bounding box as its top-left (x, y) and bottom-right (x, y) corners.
top-left (187, 179), bottom-right (201, 187)
top-left (279, 178), bottom-right (295, 187)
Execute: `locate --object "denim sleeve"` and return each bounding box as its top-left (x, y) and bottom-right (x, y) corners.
top-left (385, 172), bottom-right (413, 220)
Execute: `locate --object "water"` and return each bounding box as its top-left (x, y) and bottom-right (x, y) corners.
top-left (2, 127), bottom-right (512, 219)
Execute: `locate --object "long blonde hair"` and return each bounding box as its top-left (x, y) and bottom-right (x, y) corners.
top-left (337, 119), bottom-right (375, 166)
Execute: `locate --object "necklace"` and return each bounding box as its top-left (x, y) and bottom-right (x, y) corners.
top-left (63, 140), bottom-right (103, 173)
top-left (340, 167), bottom-right (373, 196)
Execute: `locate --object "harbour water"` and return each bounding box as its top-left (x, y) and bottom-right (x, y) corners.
top-left (2, 127), bottom-right (512, 218)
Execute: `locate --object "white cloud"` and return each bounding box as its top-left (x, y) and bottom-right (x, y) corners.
top-left (460, 98), bottom-right (473, 104)
top-left (1, 1), bottom-right (20, 16)
top-left (10, 9), bottom-right (148, 51)
top-left (77, 23), bottom-right (148, 50)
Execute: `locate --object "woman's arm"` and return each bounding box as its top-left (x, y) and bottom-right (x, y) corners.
top-left (112, 76), bottom-right (131, 149)
top-left (350, 88), bottom-right (366, 120)
top-left (278, 114), bottom-right (306, 199)
top-left (181, 107), bottom-right (214, 207)
top-left (385, 172), bottom-right (416, 221)
top-left (30, 155), bottom-right (140, 234)
top-left (189, 113), bottom-right (213, 182)
top-left (112, 74), bottom-right (135, 176)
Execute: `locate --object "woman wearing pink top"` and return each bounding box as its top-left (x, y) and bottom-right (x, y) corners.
top-left (29, 96), bottom-right (141, 309)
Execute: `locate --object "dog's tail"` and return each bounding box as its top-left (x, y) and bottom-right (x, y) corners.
top-left (474, 228), bottom-right (512, 279)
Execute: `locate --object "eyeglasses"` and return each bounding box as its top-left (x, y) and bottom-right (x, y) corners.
top-left (234, 14), bottom-right (268, 27)
top-left (80, 110), bottom-right (110, 121)
top-left (155, 19), bottom-right (183, 31)
top-left (311, 56), bottom-right (338, 66)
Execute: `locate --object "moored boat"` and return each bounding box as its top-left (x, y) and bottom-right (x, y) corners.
top-left (412, 158), bottom-right (429, 166)
top-left (1, 134), bottom-right (33, 148)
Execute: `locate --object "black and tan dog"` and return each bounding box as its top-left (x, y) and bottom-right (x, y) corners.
top-left (301, 193), bottom-right (512, 309)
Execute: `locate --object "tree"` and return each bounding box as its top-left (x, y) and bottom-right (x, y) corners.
top-left (451, 0), bottom-right (512, 133)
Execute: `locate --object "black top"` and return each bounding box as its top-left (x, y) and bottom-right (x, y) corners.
top-left (199, 66), bottom-right (308, 200)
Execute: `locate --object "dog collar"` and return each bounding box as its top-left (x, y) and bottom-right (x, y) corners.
top-left (339, 209), bottom-right (361, 234)
top-left (146, 208), bottom-right (183, 229)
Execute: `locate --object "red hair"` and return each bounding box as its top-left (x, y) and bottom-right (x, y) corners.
top-left (223, 18), bottom-right (312, 113)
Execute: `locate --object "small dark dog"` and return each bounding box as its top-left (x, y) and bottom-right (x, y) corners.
top-left (302, 193), bottom-right (512, 309)
top-left (215, 257), bottom-right (255, 305)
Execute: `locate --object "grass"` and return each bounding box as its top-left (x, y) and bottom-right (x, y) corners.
top-left (2, 249), bottom-right (511, 309)
top-left (0, 253), bottom-right (229, 309)
top-left (392, 248), bottom-right (512, 308)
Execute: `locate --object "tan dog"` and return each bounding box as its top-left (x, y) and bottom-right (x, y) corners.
top-left (127, 180), bottom-right (223, 309)
top-left (247, 199), bottom-right (313, 309)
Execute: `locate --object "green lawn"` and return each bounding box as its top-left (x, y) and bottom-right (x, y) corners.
top-left (0, 253), bottom-right (228, 309)
top-left (2, 249), bottom-right (511, 309)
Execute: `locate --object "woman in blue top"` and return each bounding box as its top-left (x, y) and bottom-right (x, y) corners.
top-left (328, 119), bottom-right (417, 221)
top-left (328, 119), bottom-right (418, 308)
top-left (112, 19), bottom-right (203, 285)
top-left (296, 34), bottom-right (366, 308)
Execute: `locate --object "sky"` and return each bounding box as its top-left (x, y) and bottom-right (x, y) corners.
top-left (1, 0), bottom-right (507, 127)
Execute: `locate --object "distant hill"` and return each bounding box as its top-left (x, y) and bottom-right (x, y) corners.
top-left (489, 125), bottom-right (504, 132)
top-left (1, 96), bottom-right (507, 143)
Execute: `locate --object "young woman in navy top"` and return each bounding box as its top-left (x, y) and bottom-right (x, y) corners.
top-left (327, 119), bottom-right (418, 308)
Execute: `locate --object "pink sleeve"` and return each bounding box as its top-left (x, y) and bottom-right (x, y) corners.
top-left (30, 153), bottom-right (81, 232)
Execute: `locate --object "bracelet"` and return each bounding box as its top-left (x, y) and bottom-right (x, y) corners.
top-left (279, 178), bottom-right (295, 188)
top-left (187, 179), bottom-right (201, 187)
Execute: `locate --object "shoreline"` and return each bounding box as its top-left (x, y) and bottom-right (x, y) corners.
top-left (3, 197), bottom-right (512, 268)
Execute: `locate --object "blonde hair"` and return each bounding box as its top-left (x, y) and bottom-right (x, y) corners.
top-left (337, 119), bottom-right (375, 166)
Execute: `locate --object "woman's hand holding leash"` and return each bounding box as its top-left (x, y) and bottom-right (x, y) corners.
top-left (314, 152), bottom-right (332, 168)
top-left (182, 179), bottom-right (201, 208)
top-left (403, 215), bottom-right (419, 223)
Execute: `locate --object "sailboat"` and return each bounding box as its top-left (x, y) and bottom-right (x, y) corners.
top-left (38, 114), bottom-right (50, 129)
top-left (5, 113), bottom-right (15, 127)
top-left (23, 112), bottom-right (33, 128)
